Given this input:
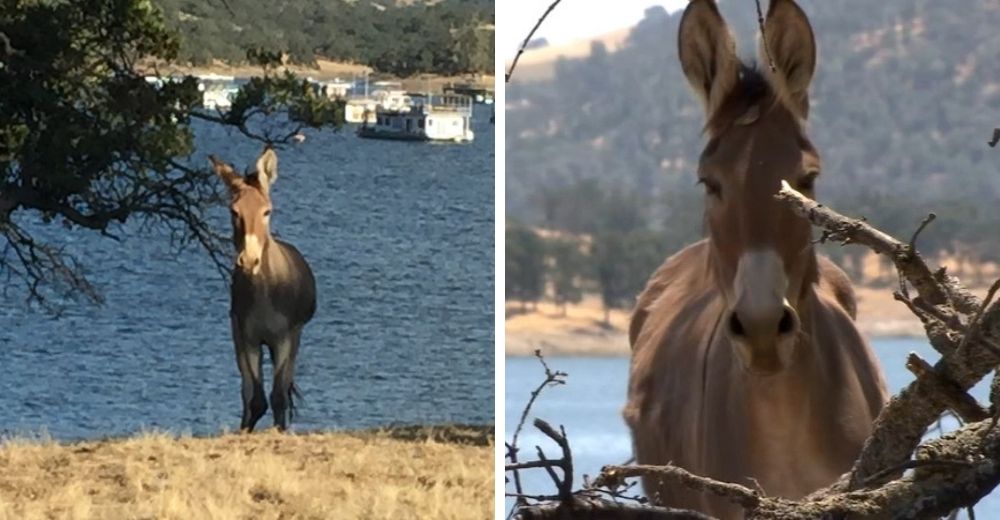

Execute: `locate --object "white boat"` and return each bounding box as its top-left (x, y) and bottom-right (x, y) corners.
top-left (357, 94), bottom-right (474, 143)
top-left (197, 74), bottom-right (238, 111)
top-left (345, 98), bottom-right (378, 124)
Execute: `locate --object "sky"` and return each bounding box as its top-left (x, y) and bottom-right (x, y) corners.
top-left (501, 0), bottom-right (688, 58)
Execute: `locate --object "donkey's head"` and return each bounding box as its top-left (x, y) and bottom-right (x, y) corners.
top-left (210, 146), bottom-right (279, 276)
top-left (679, 0), bottom-right (820, 374)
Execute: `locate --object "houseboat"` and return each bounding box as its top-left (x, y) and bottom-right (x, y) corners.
top-left (197, 74), bottom-right (239, 111)
top-left (357, 94), bottom-right (474, 143)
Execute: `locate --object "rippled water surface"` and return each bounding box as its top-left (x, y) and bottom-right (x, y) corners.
top-left (1, 106), bottom-right (494, 439)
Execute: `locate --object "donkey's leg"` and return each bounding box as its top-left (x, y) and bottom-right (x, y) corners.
top-left (270, 326), bottom-right (302, 431)
top-left (233, 317), bottom-right (268, 432)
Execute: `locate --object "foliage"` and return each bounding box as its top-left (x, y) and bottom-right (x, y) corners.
top-left (153, 0), bottom-right (495, 76)
top-left (506, 222), bottom-right (546, 306)
top-left (0, 0), bottom-right (343, 308)
top-left (507, 1), bottom-right (1000, 265)
top-left (546, 237), bottom-right (585, 313)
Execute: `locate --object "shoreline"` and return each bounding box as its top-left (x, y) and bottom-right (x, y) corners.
top-left (505, 286), bottom-right (990, 357)
top-left (140, 59), bottom-right (495, 90)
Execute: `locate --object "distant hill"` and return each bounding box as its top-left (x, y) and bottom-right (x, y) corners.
top-left (506, 27), bottom-right (633, 82)
top-left (152, 0), bottom-right (494, 77)
top-left (506, 1), bottom-right (1000, 262)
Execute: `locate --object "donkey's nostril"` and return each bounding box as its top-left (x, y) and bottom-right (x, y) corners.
top-left (777, 308), bottom-right (795, 334)
top-left (728, 313), bottom-right (745, 336)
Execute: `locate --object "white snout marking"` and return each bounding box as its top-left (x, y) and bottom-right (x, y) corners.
top-left (241, 233), bottom-right (263, 275)
top-left (733, 250), bottom-right (789, 321)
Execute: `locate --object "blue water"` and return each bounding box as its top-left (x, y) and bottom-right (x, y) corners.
top-left (0, 106), bottom-right (494, 440)
top-left (505, 339), bottom-right (1000, 517)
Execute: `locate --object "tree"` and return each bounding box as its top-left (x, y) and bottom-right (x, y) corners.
top-left (591, 232), bottom-right (629, 325)
top-left (591, 230), bottom-right (670, 326)
top-left (546, 236), bottom-right (585, 316)
top-left (0, 0), bottom-right (343, 309)
top-left (506, 222), bottom-right (546, 311)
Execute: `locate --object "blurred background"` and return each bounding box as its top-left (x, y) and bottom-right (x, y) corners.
top-left (504, 0), bottom-right (1000, 514)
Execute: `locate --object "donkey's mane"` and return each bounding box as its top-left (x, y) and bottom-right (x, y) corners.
top-left (705, 62), bottom-right (777, 137)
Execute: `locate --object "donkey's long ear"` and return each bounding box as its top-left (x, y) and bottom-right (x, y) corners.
top-left (760, 0), bottom-right (817, 118)
top-left (209, 156), bottom-right (243, 194)
top-left (254, 145), bottom-right (278, 193)
top-left (678, 0), bottom-right (740, 119)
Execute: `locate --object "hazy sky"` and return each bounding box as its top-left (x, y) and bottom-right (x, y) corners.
top-left (501, 0), bottom-right (688, 58)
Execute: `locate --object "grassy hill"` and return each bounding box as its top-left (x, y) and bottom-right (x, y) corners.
top-left (506, 1), bottom-right (1000, 266)
top-left (151, 0), bottom-right (494, 76)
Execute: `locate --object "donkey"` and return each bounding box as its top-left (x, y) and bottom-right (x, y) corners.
top-left (210, 146), bottom-right (316, 432)
top-left (623, 1), bottom-right (888, 517)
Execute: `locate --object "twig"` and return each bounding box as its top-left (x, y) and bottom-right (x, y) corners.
top-left (507, 351), bottom-right (567, 513)
top-left (909, 213), bottom-right (936, 250)
top-left (595, 464), bottom-right (761, 509)
top-left (958, 278), bottom-right (1000, 353)
top-left (506, 0), bottom-right (565, 83)
top-left (776, 181), bottom-right (949, 310)
top-left (754, 0), bottom-right (776, 72)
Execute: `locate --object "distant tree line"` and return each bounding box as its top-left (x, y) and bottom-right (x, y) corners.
top-left (505, 178), bottom-right (688, 323)
top-left (507, 0), bottom-right (1000, 275)
top-left (153, 0), bottom-right (494, 77)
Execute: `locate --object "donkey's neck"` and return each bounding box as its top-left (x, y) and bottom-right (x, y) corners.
top-left (733, 290), bottom-right (838, 496)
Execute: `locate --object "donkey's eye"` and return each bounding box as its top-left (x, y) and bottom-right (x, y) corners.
top-left (797, 170), bottom-right (819, 191)
top-left (263, 209), bottom-right (272, 217)
top-left (697, 178), bottom-right (722, 198)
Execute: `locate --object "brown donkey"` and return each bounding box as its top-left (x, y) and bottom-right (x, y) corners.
top-left (623, 1), bottom-right (888, 517)
top-left (210, 146), bottom-right (316, 432)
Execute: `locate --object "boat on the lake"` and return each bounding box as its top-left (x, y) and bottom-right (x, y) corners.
top-left (196, 74), bottom-right (238, 111)
top-left (444, 83), bottom-right (494, 105)
top-left (357, 94), bottom-right (474, 143)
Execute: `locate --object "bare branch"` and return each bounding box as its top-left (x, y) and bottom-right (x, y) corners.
top-left (594, 465), bottom-right (762, 510)
top-left (754, 0), bottom-right (776, 73)
top-left (506, 0), bottom-right (564, 83)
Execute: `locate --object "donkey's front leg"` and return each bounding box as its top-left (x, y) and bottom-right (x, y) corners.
top-left (270, 327), bottom-right (301, 431)
top-left (233, 316), bottom-right (267, 432)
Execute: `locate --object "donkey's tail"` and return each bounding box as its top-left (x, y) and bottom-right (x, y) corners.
top-left (288, 382), bottom-right (303, 423)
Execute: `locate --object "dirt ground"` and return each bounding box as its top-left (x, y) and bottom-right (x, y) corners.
top-left (0, 425), bottom-right (492, 520)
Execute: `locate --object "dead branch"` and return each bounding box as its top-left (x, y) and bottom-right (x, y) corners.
top-left (514, 497), bottom-right (715, 520)
top-left (905, 353), bottom-right (989, 423)
top-left (505, 0), bottom-right (564, 83)
top-left (508, 351), bottom-right (568, 511)
top-left (594, 465), bottom-right (762, 509)
top-left (776, 181), bottom-right (1000, 492)
top-left (776, 181), bottom-right (948, 307)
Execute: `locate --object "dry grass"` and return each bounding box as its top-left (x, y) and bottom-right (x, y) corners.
top-left (0, 425), bottom-right (492, 520)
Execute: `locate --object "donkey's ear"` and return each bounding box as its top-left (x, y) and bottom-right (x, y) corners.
top-left (255, 145), bottom-right (278, 192)
top-left (208, 156), bottom-right (243, 193)
top-left (760, 0), bottom-right (817, 117)
top-left (678, 0), bottom-right (740, 118)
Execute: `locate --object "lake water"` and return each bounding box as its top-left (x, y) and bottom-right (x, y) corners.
top-left (0, 106), bottom-right (494, 440)
top-left (505, 338), bottom-right (1000, 517)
